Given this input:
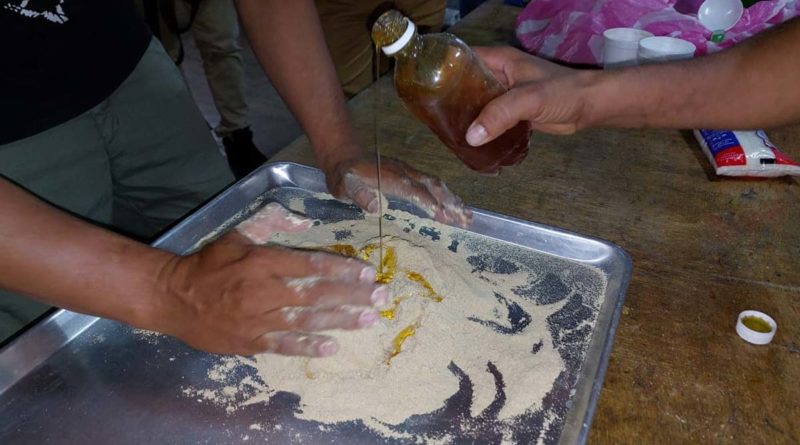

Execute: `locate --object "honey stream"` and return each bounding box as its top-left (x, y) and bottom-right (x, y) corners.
top-left (375, 45), bottom-right (384, 277)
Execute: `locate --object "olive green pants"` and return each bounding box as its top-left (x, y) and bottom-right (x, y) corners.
top-left (0, 38), bottom-right (234, 342)
top-left (316, 0), bottom-right (446, 97)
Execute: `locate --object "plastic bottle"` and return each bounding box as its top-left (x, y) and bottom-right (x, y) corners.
top-left (372, 10), bottom-right (530, 175)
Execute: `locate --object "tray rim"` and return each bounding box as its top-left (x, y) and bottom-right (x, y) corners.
top-left (0, 161), bottom-right (632, 444)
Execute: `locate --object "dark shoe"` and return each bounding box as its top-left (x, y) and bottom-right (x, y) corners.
top-left (222, 127), bottom-right (267, 180)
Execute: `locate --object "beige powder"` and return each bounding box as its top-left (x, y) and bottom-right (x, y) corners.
top-left (184, 196), bottom-right (584, 438)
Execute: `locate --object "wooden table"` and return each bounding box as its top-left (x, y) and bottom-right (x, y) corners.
top-left (274, 1), bottom-right (800, 442)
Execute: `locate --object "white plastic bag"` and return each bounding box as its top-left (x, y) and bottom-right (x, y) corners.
top-left (694, 129), bottom-right (800, 177)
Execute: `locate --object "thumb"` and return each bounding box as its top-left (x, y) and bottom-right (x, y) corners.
top-left (342, 173), bottom-right (380, 214)
top-left (466, 88), bottom-right (533, 147)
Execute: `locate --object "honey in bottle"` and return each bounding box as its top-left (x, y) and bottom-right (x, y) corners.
top-left (371, 10), bottom-right (530, 175)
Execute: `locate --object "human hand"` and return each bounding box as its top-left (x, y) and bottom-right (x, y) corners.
top-left (466, 46), bottom-right (601, 146)
top-left (152, 203), bottom-right (390, 356)
top-left (326, 155), bottom-right (472, 228)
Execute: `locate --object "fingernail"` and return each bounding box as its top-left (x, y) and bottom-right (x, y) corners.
top-left (358, 310), bottom-right (378, 327)
top-left (366, 198), bottom-right (379, 214)
top-left (318, 340), bottom-right (338, 357)
top-left (360, 267), bottom-right (377, 283)
top-left (371, 285), bottom-right (391, 306)
top-left (466, 123), bottom-right (488, 146)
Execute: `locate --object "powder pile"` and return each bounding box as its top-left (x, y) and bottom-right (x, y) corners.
top-left (181, 192), bottom-right (607, 443)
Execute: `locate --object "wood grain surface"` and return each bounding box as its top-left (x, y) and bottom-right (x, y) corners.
top-left (273, 1), bottom-right (800, 442)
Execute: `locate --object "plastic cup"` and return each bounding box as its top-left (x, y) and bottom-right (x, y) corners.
top-left (638, 36), bottom-right (697, 64)
top-left (602, 28), bottom-right (654, 69)
top-left (698, 0), bottom-right (744, 32)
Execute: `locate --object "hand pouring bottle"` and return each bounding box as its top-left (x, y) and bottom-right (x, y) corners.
top-left (371, 10), bottom-right (530, 175)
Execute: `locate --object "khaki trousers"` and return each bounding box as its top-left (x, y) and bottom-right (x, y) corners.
top-left (158, 0), bottom-right (249, 136)
top-left (316, 0), bottom-right (446, 97)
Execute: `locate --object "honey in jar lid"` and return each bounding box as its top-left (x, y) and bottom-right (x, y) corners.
top-left (736, 310), bottom-right (777, 345)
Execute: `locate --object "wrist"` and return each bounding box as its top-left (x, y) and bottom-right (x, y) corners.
top-left (110, 244), bottom-right (180, 332)
top-left (306, 111), bottom-right (365, 174)
top-left (315, 140), bottom-right (365, 175)
top-left (577, 69), bottom-right (614, 130)
top-left (582, 64), bottom-right (692, 129)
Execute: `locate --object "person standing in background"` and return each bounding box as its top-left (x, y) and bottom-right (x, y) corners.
top-left (140, 0), bottom-right (265, 179)
top-left (315, 0), bottom-right (447, 98)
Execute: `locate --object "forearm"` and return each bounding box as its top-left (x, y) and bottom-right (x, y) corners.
top-left (0, 178), bottom-right (173, 328)
top-left (585, 18), bottom-right (800, 130)
top-left (235, 0), bottom-right (362, 171)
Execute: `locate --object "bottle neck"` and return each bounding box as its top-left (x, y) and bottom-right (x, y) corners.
top-left (391, 33), bottom-right (422, 61)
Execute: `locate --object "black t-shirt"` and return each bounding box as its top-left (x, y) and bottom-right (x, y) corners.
top-left (0, 1), bottom-right (152, 144)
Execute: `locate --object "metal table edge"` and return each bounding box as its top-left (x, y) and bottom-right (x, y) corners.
top-left (574, 248), bottom-right (632, 444)
top-left (0, 310), bottom-right (98, 395)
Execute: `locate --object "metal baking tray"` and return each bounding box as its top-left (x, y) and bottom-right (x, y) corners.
top-left (0, 162), bottom-right (631, 444)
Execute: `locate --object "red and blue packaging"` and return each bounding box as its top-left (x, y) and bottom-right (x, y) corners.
top-left (694, 129), bottom-right (800, 177)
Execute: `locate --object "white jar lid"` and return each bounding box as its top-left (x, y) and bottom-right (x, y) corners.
top-left (382, 19), bottom-right (417, 56)
top-left (736, 310), bottom-right (777, 345)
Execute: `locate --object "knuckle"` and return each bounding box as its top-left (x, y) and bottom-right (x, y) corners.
top-left (302, 314), bottom-right (328, 331)
top-left (290, 288), bottom-right (310, 304)
top-left (285, 275), bottom-right (321, 295)
top-left (306, 252), bottom-right (330, 271)
top-left (281, 306), bottom-right (306, 325)
top-left (258, 332), bottom-right (288, 353)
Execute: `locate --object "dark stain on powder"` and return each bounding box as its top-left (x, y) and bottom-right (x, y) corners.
top-left (419, 227), bottom-right (441, 241)
top-left (333, 230), bottom-right (352, 241)
top-left (513, 273), bottom-right (570, 305)
top-left (467, 254), bottom-right (520, 275)
top-left (448, 239), bottom-right (459, 253)
top-left (468, 293), bottom-right (531, 335)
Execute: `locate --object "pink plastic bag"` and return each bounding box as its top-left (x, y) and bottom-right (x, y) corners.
top-left (515, 0), bottom-right (799, 64)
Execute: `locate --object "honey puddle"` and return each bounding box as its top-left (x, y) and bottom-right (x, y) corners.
top-left (387, 324), bottom-right (417, 364)
top-left (327, 243), bottom-right (397, 283)
top-left (379, 296), bottom-right (407, 320)
top-left (406, 271), bottom-right (443, 302)
top-left (303, 359), bottom-right (316, 380)
top-left (324, 242), bottom-right (444, 364)
top-left (742, 315), bottom-right (772, 333)
top-left (327, 244), bottom-right (358, 257)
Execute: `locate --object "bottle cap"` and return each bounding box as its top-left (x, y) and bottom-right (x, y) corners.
top-left (736, 310), bottom-right (777, 345)
top-left (382, 19), bottom-right (416, 56)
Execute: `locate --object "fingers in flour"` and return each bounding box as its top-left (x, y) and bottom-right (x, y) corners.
top-left (253, 331), bottom-right (339, 357)
top-left (269, 248), bottom-right (377, 283)
top-left (276, 306), bottom-right (379, 331)
top-left (235, 202), bottom-right (313, 244)
top-left (284, 278), bottom-right (391, 308)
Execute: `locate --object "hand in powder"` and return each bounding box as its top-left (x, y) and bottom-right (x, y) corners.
top-left (152, 203), bottom-right (391, 356)
top-left (236, 202), bottom-right (315, 244)
top-left (326, 155), bottom-right (472, 228)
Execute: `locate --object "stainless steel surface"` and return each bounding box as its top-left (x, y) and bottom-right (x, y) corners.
top-left (0, 311), bottom-right (97, 395)
top-left (0, 162), bottom-right (631, 444)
